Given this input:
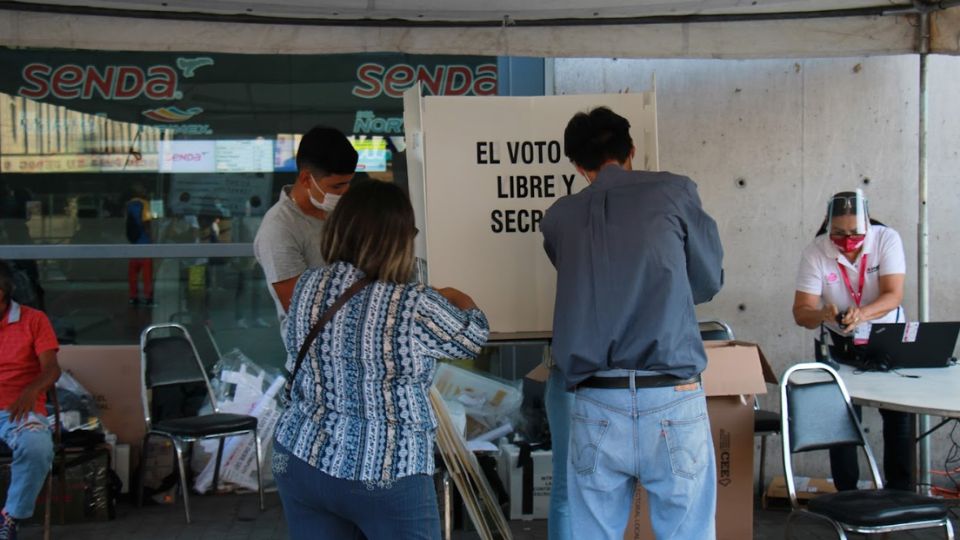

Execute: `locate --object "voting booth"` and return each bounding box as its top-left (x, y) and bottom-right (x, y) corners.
top-left (403, 86), bottom-right (659, 333)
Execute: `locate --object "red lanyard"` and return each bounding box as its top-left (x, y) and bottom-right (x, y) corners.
top-left (838, 254), bottom-right (867, 307)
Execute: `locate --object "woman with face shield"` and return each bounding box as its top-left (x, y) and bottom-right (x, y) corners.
top-left (792, 189), bottom-right (913, 491)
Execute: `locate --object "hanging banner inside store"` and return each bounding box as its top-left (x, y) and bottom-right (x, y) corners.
top-left (409, 92), bottom-right (658, 333)
top-left (0, 49), bottom-right (497, 173)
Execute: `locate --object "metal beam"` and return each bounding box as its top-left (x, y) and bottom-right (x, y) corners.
top-left (0, 243), bottom-right (253, 260)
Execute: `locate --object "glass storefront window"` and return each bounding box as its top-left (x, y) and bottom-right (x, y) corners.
top-left (3, 254), bottom-right (283, 365)
top-left (0, 48), bottom-right (499, 353)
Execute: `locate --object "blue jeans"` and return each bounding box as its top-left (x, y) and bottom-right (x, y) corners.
top-left (272, 441), bottom-right (440, 540)
top-left (568, 379), bottom-right (716, 540)
top-left (0, 411), bottom-right (53, 519)
top-left (545, 367), bottom-right (574, 540)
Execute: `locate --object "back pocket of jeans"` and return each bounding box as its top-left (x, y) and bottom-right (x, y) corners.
top-left (661, 414), bottom-right (709, 479)
top-left (570, 414), bottom-right (609, 475)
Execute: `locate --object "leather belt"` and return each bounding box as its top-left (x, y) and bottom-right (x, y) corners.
top-left (576, 374), bottom-right (701, 390)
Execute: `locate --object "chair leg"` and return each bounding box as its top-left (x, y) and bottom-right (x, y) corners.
top-left (212, 437), bottom-right (225, 494)
top-left (172, 439), bottom-right (192, 524)
top-left (137, 433), bottom-right (152, 508)
top-left (758, 434), bottom-right (768, 500)
top-left (254, 430), bottom-right (265, 511)
top-left (42, 471), bottom-right (52, 540)
top-left (56, 453), bottom-right (65, 526)
top-left (443, 470), bottom-right (453, 540)
top-left (946, 517), bottom-right (955, 540)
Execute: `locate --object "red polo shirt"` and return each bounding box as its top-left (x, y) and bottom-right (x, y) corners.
top-left (0, 302), bottom-right (59, 414)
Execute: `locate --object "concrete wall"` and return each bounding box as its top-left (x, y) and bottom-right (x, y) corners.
top-left (555, 55), bottom-right (959, 486)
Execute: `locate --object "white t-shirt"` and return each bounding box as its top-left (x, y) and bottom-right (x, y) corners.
top-left (795, 224), bottom-right (906, 333)
top-left (253, 186), bottom-right (327, 327)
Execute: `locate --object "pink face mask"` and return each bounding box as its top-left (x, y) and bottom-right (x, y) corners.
top-left (831, 234), bottom-right (865, 253)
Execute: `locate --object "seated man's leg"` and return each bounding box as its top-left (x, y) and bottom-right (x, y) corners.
top-left (1, 412), bottom-right (53, 520)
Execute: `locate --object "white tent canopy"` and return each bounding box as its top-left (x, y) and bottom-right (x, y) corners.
top-left (2, 1), bottom-right (960, 58)
top-left (1, 0), bottom-right (920, 22)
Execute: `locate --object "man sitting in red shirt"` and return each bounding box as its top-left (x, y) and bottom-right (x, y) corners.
top-left (0, 261), bottom-right (60, 540)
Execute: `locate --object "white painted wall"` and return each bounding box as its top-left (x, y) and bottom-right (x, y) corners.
top-left (554, 55), bottom-right (960, 487)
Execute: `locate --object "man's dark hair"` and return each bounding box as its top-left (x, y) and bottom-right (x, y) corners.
top-left (564, 107), bottom-right (633, 172)
top-left (0, 260), bottom-right (13, 302)
top-left (296, 126), bottom-right (359, 176)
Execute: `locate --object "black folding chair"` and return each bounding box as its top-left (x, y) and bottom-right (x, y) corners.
top-left (780, 362), bottom-right (953, 539)
top-left (136, 323), bottom-right (264, 523)
top-left (698, 319), bottom-right (781, 497)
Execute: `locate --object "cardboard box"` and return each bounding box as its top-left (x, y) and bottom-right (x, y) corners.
top-left (58, 345), bottom-right (145, 464)
top-left (762, 475), bottom-right (838, 510)
top-left (0, 446), bottom-right (114, 525)
top-left (141, 438), bottom-right (175, 491)
top-left (497, 443), bottom-right (553, 520)
top-left (626, 341), bottom-right (777, 540)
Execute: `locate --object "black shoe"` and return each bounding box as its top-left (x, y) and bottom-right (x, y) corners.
top-left (0, 510), bottom-right (19, 540)
top-left (143, 298), bottom-right (157, 308)
top-left (128, 298), bottom-right (140, 306)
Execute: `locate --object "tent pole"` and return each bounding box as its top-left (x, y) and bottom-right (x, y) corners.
top-left (917, 6), bottom-right (931, 496)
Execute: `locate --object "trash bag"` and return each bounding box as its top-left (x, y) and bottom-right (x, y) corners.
top-left (193, 349), bottom-right (285, 493)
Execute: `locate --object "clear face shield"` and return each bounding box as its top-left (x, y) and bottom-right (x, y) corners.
top-left (826, 189), bottom-right (869, 253)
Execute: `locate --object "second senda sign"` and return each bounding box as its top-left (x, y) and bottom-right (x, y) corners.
top-left (352, 62), bottom-right (497, 99)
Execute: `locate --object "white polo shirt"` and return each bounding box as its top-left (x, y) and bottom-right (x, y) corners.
top-left (795, 224), bottom-right (906, 333)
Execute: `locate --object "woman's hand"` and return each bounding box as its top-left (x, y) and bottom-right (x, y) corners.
top-left (436, 287), bottom-right (478, 311)
top-left (839, 306), bottom-right (863, 333)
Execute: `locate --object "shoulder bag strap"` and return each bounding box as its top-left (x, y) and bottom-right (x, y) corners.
top-left (286, 276), bottom-right (373, 400)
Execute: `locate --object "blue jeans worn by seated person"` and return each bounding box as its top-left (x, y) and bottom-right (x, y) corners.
top-left (545, 367), bottom-right (574, 540)
top-left (272, 441), bottom-right (441, 540)
top-left (568, 376), bottom-right (716, 540)
top-left (0, 411), bottom-right (54, 520)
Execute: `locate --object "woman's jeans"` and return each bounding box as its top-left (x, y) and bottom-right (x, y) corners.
top-left (545, 367), bottom-right (574, 540)
top-left (829, 407), bottom-right (915, 491)
top-left (273, 441), bottom-right (441, 540)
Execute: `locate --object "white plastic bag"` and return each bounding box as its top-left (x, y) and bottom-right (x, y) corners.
top-left (193, 349), bottom-right (285, 493)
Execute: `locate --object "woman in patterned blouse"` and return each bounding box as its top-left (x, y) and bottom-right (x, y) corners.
top-left (272, 180), bottom-right (489, 540)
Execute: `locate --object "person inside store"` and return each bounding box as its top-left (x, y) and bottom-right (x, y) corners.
top-left (792, 189), bottom-right (913, 491)
top-left (0, 260), bottom-right (61, 539)
top-left (253, 126), bottom-right (359, 336)
top-left (271, 180), bottom-right (489, 540)
top-left (125, 183), bottom-right (155, 307)
top-left (542, 107), bottom-right (724, 540)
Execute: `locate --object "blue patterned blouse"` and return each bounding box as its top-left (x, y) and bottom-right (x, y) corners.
top-left (275, 261), bottom-right (489, 485)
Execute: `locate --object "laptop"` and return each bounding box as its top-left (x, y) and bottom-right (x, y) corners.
top-left (863, 322), bottom-right (960, 369)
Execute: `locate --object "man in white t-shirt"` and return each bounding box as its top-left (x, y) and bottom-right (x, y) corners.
top-left (254, 127), bottom-right (358, 334)
top-left (792, 189), bottom-right (913, 492)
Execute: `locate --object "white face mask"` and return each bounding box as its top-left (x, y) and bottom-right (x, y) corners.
top-left (308, 174), bottom-right (341, 213)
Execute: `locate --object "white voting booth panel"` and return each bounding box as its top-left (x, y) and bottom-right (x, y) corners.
top-left (404, 89), bottom-right (658, 333)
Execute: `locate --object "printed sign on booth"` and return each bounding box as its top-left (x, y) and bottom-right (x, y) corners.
top-left (408, 92), bottom-right (658, 333)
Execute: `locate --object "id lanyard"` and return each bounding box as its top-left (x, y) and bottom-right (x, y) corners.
top-left (837, 254), bottom-right (867, 307)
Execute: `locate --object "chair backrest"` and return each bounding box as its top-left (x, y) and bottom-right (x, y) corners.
top-left (780, 363), bottom-right (882, 508)
top-left (180, 323), bottom-right (223, 375)
top-left (140, 323), bottom-right (219, 429)
top-left (699, 319), bottom-right (735, 341)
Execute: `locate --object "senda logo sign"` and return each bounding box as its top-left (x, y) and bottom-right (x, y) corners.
top-left (18, 63), bottom-right (181, 101)
top-left (352, 63), bottom-right (497, 99)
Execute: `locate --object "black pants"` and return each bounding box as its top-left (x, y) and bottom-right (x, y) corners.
top-left (829, 406), bottom-right (915, 491)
